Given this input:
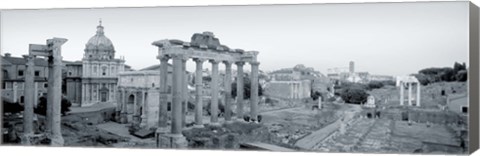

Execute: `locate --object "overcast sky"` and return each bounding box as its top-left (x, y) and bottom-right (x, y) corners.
top-left (1, 2), bottom-right (469, 76)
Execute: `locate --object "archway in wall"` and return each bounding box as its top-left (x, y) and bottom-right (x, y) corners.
top-left (100, 86), bottom-right (109, 102)
top-left (127, 94), bottom-right (135, 114)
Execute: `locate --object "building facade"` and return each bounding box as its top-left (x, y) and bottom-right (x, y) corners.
top-left (116, 65), bottom-right (174, 128)
top-left (1, 53), bottom-right (49, 106)
top-left (264, 64), bottom-right (330, 100)
top-left (2, 22), bottom-right (127, 108)
top-left (80, 22), bottom-right (126, 107)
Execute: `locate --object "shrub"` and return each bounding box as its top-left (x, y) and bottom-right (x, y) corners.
top-left (231, 76), bottom-right (263, 99)
top-left (340, 86), bottom-right (368, 104)
top-left (34, 96), bottom-right (72, 116)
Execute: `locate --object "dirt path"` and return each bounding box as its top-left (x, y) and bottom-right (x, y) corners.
top-left (294, 104), bottom-right (362, 150)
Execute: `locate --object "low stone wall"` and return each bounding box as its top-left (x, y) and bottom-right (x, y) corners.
top-left (422, 141), bottom-right (464, 153)
top-left (64, 107), bottom-right (116, 125)
top-left (377, 108), bottom-right (461, 124)
top-left (182, 122), bottom-right (283, 150)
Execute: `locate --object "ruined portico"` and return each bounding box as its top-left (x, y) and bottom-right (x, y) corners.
top-left (152, 32), bottom-right (260, 148)
top-left (397, 76), bottom-right (421, 107)
top-left (22, 38), bottom-right (68, 146)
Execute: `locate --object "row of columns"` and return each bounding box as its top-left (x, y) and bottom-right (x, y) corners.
top-left (157, 54), bottom-right (260, 136)
top-left (289, 82), bottom-right (301, 99)
top-left (399, 81), bottom-right (421, 106)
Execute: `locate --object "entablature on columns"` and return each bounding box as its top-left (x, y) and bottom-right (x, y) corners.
top-left (152, 32), bottom-right (259, 63)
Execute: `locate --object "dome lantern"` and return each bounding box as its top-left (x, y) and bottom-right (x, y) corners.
top-left (84, 19), bottom-right (115, 60)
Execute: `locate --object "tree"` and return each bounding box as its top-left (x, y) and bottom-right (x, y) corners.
top-left (311, 90), bottom-right (322, 101)
top-left (231, 75), bottom-right (263, 100)
top-left (456, 70), bottom-right (468, 82)
top-left (34, 96), bottom-right (72, 116)
top-left (367, 81), bottom-right (384, 90)
top-left (339, 85), bottom-right (369, 104)
top-left (2, 100), bottom-right (24, 114)
top-left (412, 74), bottom-right (430, 86)
top-left (414, 61), bottom-right (469, 85)
top-left (453, 62), bottom-right (467, 73)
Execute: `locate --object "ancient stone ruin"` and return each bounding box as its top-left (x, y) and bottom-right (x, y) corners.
top-left (22, 38), bottom-right (68, 146)
top-left (146, 32), bottom-right (260, 148)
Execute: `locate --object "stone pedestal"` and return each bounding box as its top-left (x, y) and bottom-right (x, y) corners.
top-left (50, 135), bottom-right (65, 146)
top-left (157, 133), bottom-right (188, 148)
top-left (140, 114), bottom-right (147, 127)
top-left (120, 112), bottom-right (128, 124)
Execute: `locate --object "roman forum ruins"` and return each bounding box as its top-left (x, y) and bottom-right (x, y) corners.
top-left (22, 38), bottom-right (68, 146)
top-left (114, 32), bottom-right (261, 148)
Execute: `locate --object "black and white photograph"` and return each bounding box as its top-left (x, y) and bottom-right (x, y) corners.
top-left (0, 1), bottom-right (475, 155)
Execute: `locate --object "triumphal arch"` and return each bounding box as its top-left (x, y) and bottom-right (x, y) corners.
top-left (152, 31), bottom-right (260, 148)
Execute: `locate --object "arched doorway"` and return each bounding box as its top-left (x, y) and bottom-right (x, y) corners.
top-left (127, 94), bottom-right (135, 114)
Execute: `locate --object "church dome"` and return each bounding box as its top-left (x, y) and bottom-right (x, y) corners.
top-left (84, 20), bottom-right (115, 60)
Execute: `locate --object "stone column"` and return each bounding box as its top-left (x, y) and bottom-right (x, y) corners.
top-left (158, 56), bottom-right (169, 129)
top-left (115, 88), bottom-right (122, 122)
top-left (210, 59), bottom-right (220, 125)
top-left (22, 55), bottom-right (35, 145)
top-left (400, 82), bottom-right (404, 106)
top-left (13, 82), bottom-right (17, 103)
top-left (140, 90), bottom-right (147, 127)
top-left (193, 58), bottom-right (205, 127)
top-left (318, 96), bottom-right (322, 110)
top-left (81, 83), bottom-right (85, 105)
top-left (47, 38), bottom-right (67, 146)
top-left (250, 62), bottom-right (260, 122)
top-left (34, 82), bottom-right (38, 107)
top-left (171, 54), bottom-right (185, 134)
top-left (181, 58), bottom-right (188, 128)
top-left (408, 82), bottom-right (412, 106)
top-left (121, 88), bottom-right (128, 123)
top-left (416, 83), bottom-right (421, 107)
top-left (46, 60), bottom-right (54, 134)
top-left (235, 62), bottom-right (245, 120)
top-left (223, 61), bottom-right (233, 122)
top-left (96, 84), bottom-right (100, 102)
top-left (290, 83), bottom-right (294, 99)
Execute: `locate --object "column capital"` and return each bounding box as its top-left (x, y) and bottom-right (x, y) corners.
top-left (235, 61), bottom-right (245, 66)
top-left (193, 58), bottom-right (207, 63)
top-left (223, 60), bottom-right (234, 66)
top-left (209, 59), bottom-right (221, 64)
top-left (249, 61), bottom-right (260, 66)
top-left (157, 55), bottom-right (170, 62)
top-left (46, 37), bottom-right (68, 48)
top-left (23, 55), bottom-right (35, 64)
top-left (171, 53), bottom-right (189, 61)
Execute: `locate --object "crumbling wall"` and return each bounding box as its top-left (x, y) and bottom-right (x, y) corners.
top-left (379, 109), bottom-right (460, 124)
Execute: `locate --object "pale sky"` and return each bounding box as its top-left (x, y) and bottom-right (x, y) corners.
top-left (0, 2), bottom-right (469, 76)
